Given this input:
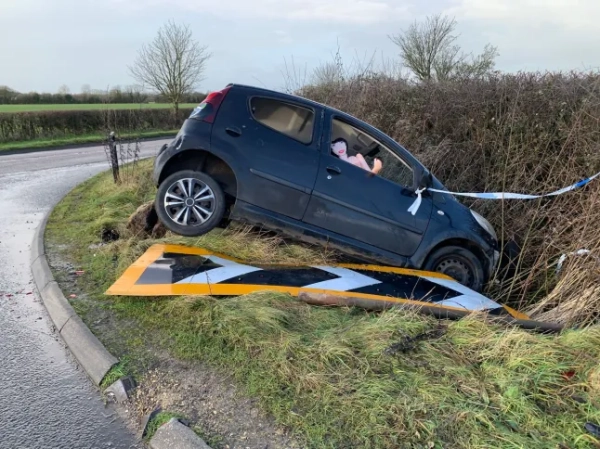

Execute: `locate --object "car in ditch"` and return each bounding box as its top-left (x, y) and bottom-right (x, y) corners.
top-left (152, 83), bottom-right (500, 292)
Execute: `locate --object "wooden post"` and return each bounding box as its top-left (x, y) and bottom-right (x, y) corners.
top-left (108, 131), bottom-right (120, 183)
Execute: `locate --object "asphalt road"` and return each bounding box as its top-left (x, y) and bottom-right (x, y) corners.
top-left (0, 140), bottom-right (171, 449)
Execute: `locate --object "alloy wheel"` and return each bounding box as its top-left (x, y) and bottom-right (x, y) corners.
top-left (163, 178), bottom-right (216, 226)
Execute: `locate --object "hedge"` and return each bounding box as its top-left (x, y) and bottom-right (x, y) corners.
top-left (0, 108), bottom-right (194, 143)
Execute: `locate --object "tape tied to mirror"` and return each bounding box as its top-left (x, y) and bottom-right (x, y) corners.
top-left (407, 171), bottom-right (600, 216)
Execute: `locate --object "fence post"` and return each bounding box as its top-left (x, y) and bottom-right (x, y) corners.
top-left (108, 131), bottom-right (120, 183)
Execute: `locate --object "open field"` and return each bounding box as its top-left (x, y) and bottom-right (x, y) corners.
top-left (45, 159), bottom-right (600, 449)
top-left (0, 103), bottom-right (198, 113)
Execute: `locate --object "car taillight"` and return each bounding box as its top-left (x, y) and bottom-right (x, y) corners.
top-left (193, 86), bottom-right (231, 124)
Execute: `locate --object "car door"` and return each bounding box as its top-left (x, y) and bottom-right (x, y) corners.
top-left (302, 111), bottom-right (433, 257)
top-left (212, 87), bottom-right (322, 221)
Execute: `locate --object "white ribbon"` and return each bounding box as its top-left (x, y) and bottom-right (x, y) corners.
top-left (407, 187), bottom-right (426, 215)
top-left (407, 171), bottom-right (600, 215)
top-left (555, 249), bottom-right (599, 274)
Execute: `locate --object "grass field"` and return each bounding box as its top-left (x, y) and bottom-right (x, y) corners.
top-left (45, 160), bottom-right (600, 449)
top-left (0, 103), bottom-right (197, 113)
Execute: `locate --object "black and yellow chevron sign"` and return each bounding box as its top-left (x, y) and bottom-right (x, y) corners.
top-left (106, 244), bottom-right (527, 319)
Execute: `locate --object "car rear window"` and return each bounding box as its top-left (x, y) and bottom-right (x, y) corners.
top-left (250, 97), bottom-right (314, 144)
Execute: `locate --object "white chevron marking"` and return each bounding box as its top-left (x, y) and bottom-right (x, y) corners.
top-left (205, 256), bottom-right (262, 284)
top-left (420, 275), bottom-right (502, 311)
top-left (304, 266), bottom-right (381, 291)
top-left (176, 256), bottom-right (262, 285)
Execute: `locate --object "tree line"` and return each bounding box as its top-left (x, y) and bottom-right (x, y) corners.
top-left (0, 85), bottom-right (206, 105)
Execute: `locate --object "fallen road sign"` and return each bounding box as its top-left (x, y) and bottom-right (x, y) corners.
top-left (105, 244), bottom-right (529, 320)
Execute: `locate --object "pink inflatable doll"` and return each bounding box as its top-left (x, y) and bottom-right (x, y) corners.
top-left (331, 138), bottom-right (382, 174)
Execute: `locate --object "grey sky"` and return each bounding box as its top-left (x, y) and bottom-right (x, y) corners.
top-left (1, 0), bottom-right (599, 95)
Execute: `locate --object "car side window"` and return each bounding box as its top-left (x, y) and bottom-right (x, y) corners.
top-left (250, 97), bottom-right (315, 144)
top-left (330, 118), bottom-right (414, 188)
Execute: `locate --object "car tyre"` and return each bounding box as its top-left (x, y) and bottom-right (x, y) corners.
top-left (155, 170), bottom-right (226, 237)
top-left (423, 246), bottom-right (485, 292)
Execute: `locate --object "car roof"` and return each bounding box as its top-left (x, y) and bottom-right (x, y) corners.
top-left (227, 83), bottom-right (350, 118)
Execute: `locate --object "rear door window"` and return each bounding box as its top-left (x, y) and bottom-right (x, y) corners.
top-left (250, 97), bottom-right (315, 144)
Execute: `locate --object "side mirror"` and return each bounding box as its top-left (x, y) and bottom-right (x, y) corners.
top-left (417, 168), bottom-right (433, 189)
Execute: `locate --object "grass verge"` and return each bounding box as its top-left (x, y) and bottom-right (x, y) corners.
top-left (0, 130), bottom-right (177, 153)
top-left (45, 159), bottom-right (600, 449)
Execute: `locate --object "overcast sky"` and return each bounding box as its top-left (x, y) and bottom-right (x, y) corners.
top-left (1, 0), bottom-right (599, 94)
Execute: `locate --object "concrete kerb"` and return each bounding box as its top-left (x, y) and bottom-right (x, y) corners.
top-left (30, 207), bottom-right (118, 385)
top-left (149, 419), bottom-right (212, 449)
top-left (30, 181), bottom-right (213, 448)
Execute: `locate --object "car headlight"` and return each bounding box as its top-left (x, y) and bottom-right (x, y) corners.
top-left (470, 209), bottom-right (497, 241)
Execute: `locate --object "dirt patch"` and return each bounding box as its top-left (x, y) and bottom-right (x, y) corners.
top-left (126, 201), bottom-right (167, 239)
top-left (132, 361), bottom-right (302, 449)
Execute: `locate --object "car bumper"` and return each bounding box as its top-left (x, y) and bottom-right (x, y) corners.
top-left (153, 143), bottom-right (172, 186)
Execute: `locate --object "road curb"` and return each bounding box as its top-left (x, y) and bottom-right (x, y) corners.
top-left (30, 178), bottom-right (213, 448)
top-left (31, 209), bottom-right (118, 385)
top-left (149, 419), bottom-right (211, 449)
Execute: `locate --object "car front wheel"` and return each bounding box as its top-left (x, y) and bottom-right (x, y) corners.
top-left (423, 246), bottom-right (485, 292)
top-left (155, 170), bottom-right (226, 237)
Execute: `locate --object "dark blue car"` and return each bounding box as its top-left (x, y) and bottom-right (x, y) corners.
top-left (152, 83), bottom-right (500, 292)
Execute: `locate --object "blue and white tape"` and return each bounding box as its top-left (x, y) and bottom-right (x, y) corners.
top-left (407, 171), bottom-right (600, 215)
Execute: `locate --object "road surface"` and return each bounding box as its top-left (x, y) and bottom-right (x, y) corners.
top-left (0, 140), bottom-right (171, 449)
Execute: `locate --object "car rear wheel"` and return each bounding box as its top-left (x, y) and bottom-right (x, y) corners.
top-left (155, 170), bottom-right (226, 237)
top-left (423, 246), bottom-right (485, 292)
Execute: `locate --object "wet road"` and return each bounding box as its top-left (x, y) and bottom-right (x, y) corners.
top-left (0, 140), bottom-right (171, 449)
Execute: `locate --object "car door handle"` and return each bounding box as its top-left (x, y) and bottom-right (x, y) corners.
top-left (326, 166), bottom-right (342, 175)
top-left (225, 126), bottom-right (242, 137)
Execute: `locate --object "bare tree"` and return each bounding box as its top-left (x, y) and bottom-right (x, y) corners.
top-left (129, 20), bottom-right (211, 120)
top-left (58, 84), bottom-right (71, 95)
top-left (389, 14), bottom-right (498, 81)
